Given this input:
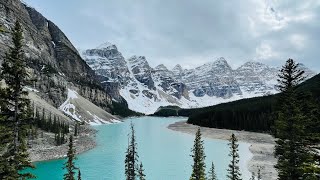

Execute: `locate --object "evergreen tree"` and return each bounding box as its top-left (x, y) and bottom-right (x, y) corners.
top-left (190, 128), bottom-right (206, 180)
top-left (274, 59), bottom-right (319, 179)
top-left (257, 166), bottom-right (261, 180)
top-left (250, 172), bottom-right (256, 180)
top-left (42, 108), bottom-right (45, 122)
top-left (207, 162), bottom-right (217, 180)
top-left (62, 132), bottom-right (65, 144)
top-left (137, 163), bottom-right (146, 180)
top-left (0, 21), bottom-right (35, 179)
top-left (299, 93), bottom-right (320, 179)
top-left (125, 144), bottom-right (131, 180)
top-left (77, 169), bottom-right (81, 180)
top-left (74, 123), bottom-right (78, 136)
top-left (63, 135), bottom-right (77, 180)
top-left (276, 59), bottom-right (305, 92)
top-left (125, 122), bottom-right (139, 180)
top-left (227, 133), bottom-right (242, 180)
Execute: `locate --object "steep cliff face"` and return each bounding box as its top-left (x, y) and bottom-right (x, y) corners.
top-left (127, 56), bottom-right (155, 90)
top-left (180, 57), bottom-right (242, 98)
top-left (81, 43), bottom-right (131, 101)
top-left (0, 0), bottom-right (119, 123)
top-left (81, 43), bottom-right (129, 84)
top-left (153, 64), bottom-right (188, 99)
top-left (24, 4), bottom-right (96, 83)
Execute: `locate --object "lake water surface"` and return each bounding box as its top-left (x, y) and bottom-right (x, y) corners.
top-left (28, 117), bottom-right (252, 179)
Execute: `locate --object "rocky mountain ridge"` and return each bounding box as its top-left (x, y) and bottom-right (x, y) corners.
top-left (82, 43), bottom-right (316, 114)
top-left (0, 0), bottom-right (127, 124)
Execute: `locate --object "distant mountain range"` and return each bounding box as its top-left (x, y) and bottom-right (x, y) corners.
top-left (81, 43), bottom-right (316, 114)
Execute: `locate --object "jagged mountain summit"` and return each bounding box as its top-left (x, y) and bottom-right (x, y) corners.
top-left (82, 43), bottom-right (316, 114)
top-left (81, 42), bottom-right (130, 84)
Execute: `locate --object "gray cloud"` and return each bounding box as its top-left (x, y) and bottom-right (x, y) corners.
top-left (24, 0), bottom-right (320, 72)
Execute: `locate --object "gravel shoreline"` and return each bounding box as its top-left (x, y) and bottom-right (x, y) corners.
top-left (28, 125), bottom-right (97, 162)
top-left (168, 120), bottom-right (278, 180)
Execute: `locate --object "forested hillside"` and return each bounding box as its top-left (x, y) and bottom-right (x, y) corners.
top-left (154, 73), bottom-right (320, 132)
top-left (187, 73), bottom-right (320, 132)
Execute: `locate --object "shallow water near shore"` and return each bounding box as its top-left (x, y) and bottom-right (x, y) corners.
top-left (27, 116), bottom-right (252, 179)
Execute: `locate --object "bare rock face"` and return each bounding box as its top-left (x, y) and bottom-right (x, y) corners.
top-left (81, 43), bottom-right (130, 84)
top-left (127, 56), bottom-right (155, 90)
top-left (172, 64), bottom-right (183, 81)
top-left (0, 0), bottom-right (113, 115)
top-left (81, 43), bottom-right (132, 101)
top-left (234, 61), bottom-right (278, 94)
top-left (181, 57), bottom-right (242, 98)
top-left (153, 64), bottom-right (189, 99)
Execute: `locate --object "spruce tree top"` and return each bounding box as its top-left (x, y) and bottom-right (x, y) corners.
top-left (190, 128), bottom-right (206, 180)
top-left (277, 59), bottom-right (305, 92)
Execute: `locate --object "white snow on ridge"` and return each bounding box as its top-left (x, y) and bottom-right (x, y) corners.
top-left (120, 87), bottom-right (171, 115)
top-left (121, 87), bottom-right (278, 115)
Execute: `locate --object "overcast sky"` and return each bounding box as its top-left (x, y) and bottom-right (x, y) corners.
top-left (24, 0), bottom-right (320, 72)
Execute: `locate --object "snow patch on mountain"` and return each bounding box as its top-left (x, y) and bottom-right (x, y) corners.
top-left (59, 89), bottom-right (81, 121)
top-left (59, 89), bottom-right (120, 124)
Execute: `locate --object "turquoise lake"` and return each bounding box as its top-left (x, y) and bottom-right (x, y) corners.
top-left (28, 117), bottom-right (252, 179)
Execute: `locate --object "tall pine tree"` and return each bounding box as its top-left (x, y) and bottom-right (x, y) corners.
top-left (274, 59), bottom-right (319, 179)
top-left (190, 128), bottom-right (206, 180)
top-left (227, 133), bottom-right (242, 180)
top-left (137, 163), bottom-right (146, 180)
top-left (207, 162), bottom-right (217, 180)
top-left (125, 122), bottom-right (140, 180)
top-left (63, 135), bottom-right (77, 180)
top-left (0, 21), bottom-right (35, 179)
top-left (77, 169), bottom-right (81, 180)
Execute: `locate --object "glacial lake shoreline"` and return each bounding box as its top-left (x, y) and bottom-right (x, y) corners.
top-left (27, 117), bottom-right (258, 179)
top-left (168, 120), bottom-right (277, 179)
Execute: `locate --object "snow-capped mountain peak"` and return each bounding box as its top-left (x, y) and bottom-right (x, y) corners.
top-left (127, 56), bottom-right (151, 72)
top-left (194, 57), bottom-right (232, 77)
top-left (155, 64), bottom-right (169, 71)
top-left (214, 57), bottom-right (228, 64)
top-left (127, 56), bottom-right (155, 90)
top-left (96, 42), bottom-right (117, 50)
top-left (298, 63), bottom-right (316, 78)
top-left (237, 61), bottom-right (269, 72)
top-left (172, 64), bottom-right (183, 72)
top-left (212, 57), bottom-right (232, 69)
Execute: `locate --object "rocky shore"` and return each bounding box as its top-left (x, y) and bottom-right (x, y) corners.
top-left (168, 120), bottom-right (278, 180)
top-left (28, 125), bottom-right (97, 162)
